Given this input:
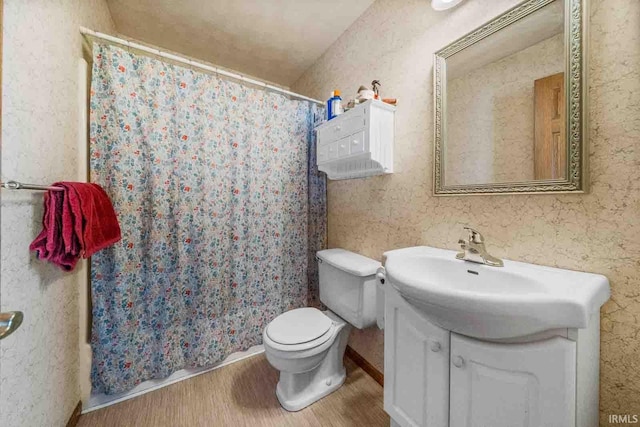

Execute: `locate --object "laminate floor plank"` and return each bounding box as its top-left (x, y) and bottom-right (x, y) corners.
top-left (78, 354), bottom-right (388, 427)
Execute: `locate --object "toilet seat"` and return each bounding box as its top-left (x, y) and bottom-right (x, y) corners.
top-left (265, 308), bottom-right (336, 352)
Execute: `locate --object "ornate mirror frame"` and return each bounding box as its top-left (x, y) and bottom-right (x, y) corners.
top-left (433, 0), bottom-right (588, 195)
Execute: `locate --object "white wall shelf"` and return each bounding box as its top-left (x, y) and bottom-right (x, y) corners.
top-left (316, 99), bottom-right (394, 180)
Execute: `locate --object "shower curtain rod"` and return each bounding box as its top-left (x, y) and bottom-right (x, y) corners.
top-left (80, 27), bottom-right (324, 106)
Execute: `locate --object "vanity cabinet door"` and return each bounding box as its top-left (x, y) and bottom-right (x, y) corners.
top-left (384, 288), bottom-right (449, 427)
top-left (449, 334), bottom-right (576, 427)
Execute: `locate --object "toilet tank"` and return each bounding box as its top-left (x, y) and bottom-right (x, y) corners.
top-left (316, 249), bottom-right (381, 329)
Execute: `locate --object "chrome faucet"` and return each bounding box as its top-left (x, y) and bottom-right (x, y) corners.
top-left (456, 227), bottom-right (504, 267)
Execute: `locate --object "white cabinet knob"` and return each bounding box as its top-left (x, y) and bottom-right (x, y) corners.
top-left (430, 342), bottom-right (441, 352)
top-left (352, 140), bottom-right (358, 145)
top-left (340, 144), bottom-right (345, 148)
top-left (452, 355), bottom-right (465, 368)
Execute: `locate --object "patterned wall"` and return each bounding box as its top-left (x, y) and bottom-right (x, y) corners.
top-left (292, 0), bottom-right (640, 424)
top-left (0, 1), bottom-right (115, 425)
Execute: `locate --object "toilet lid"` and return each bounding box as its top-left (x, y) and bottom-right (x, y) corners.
top-left (266, 308), bottom-right (333, 345)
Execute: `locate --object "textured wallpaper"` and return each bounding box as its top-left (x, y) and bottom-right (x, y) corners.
top-left (446, 33), bottom-right (564, 185)
top-left (0, 1), bottom-right (115, 426)
top-left (292, 0), bottom-right (640, 424)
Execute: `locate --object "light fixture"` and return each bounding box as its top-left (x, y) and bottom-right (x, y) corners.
top-left (431, 0), bottom-right (465, 11)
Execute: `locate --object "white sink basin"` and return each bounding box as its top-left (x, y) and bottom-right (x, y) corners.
top-left (383, 246), bottom-right (610, 339)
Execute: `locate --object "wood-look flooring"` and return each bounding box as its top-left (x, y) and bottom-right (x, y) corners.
top-left (78, 354), bottom-right (389, 427)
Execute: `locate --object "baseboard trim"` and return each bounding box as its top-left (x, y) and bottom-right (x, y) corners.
top-left (66, 401), bottom-right (82, 427)
top-left (345, 345), bottom-right (384, 386)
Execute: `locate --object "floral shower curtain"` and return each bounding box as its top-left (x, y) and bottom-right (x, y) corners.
top-left (89, 43), bottom-right (325, 394)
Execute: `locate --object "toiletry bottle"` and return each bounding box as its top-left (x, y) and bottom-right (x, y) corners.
top-left (332, 90), bottom-right (343, 118)
top-left (327, 90), bottom-right (343, 120)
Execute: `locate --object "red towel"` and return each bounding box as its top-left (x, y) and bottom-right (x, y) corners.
top-left (30, 189), bottom-right (80, 271)
top-left (29, 182), bottom-right (121, 270)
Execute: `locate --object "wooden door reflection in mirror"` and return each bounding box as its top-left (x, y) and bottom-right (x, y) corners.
top-left (534, 72), bottom-right (566, 180)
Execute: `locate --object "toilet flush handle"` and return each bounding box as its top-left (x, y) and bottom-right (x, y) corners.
top-left (376, 267), bottom-right (386, 284)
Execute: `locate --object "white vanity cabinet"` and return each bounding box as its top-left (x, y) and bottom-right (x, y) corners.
top-left (316, 99), bottom-right (394, 180)
top-left (380, 245), bottom-right (608, 427)
top-left (384, 285), bottom-right (597, 427)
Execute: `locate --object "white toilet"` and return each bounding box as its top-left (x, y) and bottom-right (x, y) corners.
top-left (263, 248), bottom-right (381, 411)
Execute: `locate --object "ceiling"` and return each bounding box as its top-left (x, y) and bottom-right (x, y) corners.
top-left (106, 0), bottom-right (375, 87)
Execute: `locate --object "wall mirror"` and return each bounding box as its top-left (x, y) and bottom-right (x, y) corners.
top-left (433, 0), bottom-right (587, 195)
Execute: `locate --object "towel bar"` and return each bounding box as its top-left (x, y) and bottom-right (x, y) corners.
top-left (0, 180), bottom-right (65, 192)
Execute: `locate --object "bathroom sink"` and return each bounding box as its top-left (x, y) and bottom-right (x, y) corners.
top-left (383, 246), bottom-right (610, 339)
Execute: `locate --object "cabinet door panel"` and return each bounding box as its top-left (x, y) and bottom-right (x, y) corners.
top-left (349, 131), bottom-right (366, 154)
top-left (384, 288), bottom-right (449, 427)
top-left (341, 112), bottom-right (366, 137)
top-left (327, 142), bottom-right (338, 160)
top-left (337, 135), bottom-right (350, 157)
top-left (450, 334), bottom-right (576, 427)
top-left (317, 144), bottom-right (329, 164)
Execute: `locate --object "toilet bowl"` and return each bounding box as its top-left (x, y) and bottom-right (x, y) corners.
top-left (263, 308), bottom-right (351, 411)
top-left (263, 249), bottom-right (381, 411)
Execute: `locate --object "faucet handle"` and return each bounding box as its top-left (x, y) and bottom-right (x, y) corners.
top-left (463, 226), bottom-right (484, 244)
